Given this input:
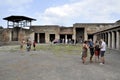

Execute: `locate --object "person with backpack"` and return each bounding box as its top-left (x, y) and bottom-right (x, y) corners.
top-left (94, 40), bottom-right (100, 62)
top-left (26, 39), bottom-right (31, 51)
top-left (88, 39), bottom-right (94, 63)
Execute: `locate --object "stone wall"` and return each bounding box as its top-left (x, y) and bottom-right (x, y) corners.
top-left (73, 23), bottom-right (114, 34)
top-left (30, 25), bottom-right (60, 43)
top-left (60, 27), bottom-right (73, 34)
top-left (0, 21), bottom-right (118, 45)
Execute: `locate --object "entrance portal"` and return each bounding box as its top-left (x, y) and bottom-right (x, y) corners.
top-left (39, 33), bottom-right (45, 43)
top-left (76, 28), bottom-right (84, 43)
top-left (60, 34), bottom-right (65, 43)
top-left (88, 34), bottom-right (93, 40)
top-left (11, 27), bottom-right (19, 41)
top-left (50, 34), bottom-right (55, 42)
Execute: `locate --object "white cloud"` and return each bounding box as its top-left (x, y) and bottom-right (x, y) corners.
top-left (34, 0), bottom-right (120, 26)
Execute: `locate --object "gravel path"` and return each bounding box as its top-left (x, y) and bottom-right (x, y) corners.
top-left (0, 45), bottom-right (120, 80)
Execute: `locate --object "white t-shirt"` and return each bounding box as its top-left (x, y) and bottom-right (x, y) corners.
top-left (101, 41), bottom-right (106, 51)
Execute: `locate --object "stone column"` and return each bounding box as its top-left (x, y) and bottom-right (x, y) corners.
top-left (104, 33), bottom-right (107, 42)
top-left (93, 34), bottom-right (97, 43)
top-left (73, 27), bottom-right (76, 42)
top-left (56, 34), bottom-right (59, 40)
top-left (9, 30), bottom-right (12, 41)
top-left (73, 27), bottom-right (76, 44)
top-left (65, 34), bottom-right (67, 44)
top-left (84, 27), bottom-right (87, 40)
top-left (45, 33), bottom-right (49, 43)
top-left (111, 31), bottom-right (115, 49)
top-left (37, 33), bottom-right (39, 43)
top-left (108, 32), bottom-right (110, 48)
top-left (116, 31), bottom-right (119, 50)
top-left (29, 32), bottom-right (34, 43)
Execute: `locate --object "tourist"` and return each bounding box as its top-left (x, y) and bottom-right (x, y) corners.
top-left (94, 40), bottom-right (100, 62)
top-left (26, 39), bottom-right (31, 51)
top-left (100, 39), bottom-right (106, 65)
top-left (88, 39), bottom-right (94, 63)
top-left (81, 40), bottom-right (89, 64)
top-left (33, 40), bottom-right (36, 51)
top-left (20, 39), bottom-right (25, 51)
top-left (65, 38), bottom-right (68, 44)
top-left (62, 38), bottom-right (65, 44)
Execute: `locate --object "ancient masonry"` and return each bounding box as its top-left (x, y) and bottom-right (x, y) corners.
top-left (0, 15), bottom-right (120, 50)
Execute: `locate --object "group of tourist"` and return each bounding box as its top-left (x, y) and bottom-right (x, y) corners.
top-left (81, 39), bottom-right (106, 65)
top-left (20, 38), bottom-right (106, 65)
top-left (20, 39), bottom-right (36, 51)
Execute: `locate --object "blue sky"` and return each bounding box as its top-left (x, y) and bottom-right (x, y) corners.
top-left (0, 0), bottom-right (120, 28)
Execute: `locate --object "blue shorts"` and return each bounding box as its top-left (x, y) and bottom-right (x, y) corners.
top-left (100, 51), bottom-right (105, 57)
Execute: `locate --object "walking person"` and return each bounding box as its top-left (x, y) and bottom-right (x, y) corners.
top-left (94, 40), bottom-right (100, 62)
top-left (99, 39), bottom-right (106, 65)
top-left (33, 40), bottom-right (36, 51)
top-left (81, 41), bottom-right (89, 64)
top-left (88, 39), bottom-right (94, 63)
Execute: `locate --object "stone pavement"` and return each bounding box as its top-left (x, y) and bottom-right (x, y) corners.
top-left (0, 45), bottom-right (120, 80)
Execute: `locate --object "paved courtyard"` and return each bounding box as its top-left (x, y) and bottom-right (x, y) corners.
top-left (0, 45), bottom-right (120, 80)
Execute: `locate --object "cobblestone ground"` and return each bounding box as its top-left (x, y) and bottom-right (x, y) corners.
top-left (0, 45), bottom-right (120, 80)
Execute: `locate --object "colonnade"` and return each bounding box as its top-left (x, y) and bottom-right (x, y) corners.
top-left (35, 33), bottom-right (73, 44)
top-left (94, 27), bottom-right (120, 50)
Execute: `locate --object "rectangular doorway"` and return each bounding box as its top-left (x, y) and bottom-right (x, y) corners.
top-left (49, 34), bottom-right (55, 42)
top-left (34, 33), bottom-right (38, 43)
top-left (60, 34), bottom-right (65, 43)
top-left (76, 28), bottom-right (84, 43)
top-left (88, 34), bottom-right (93, 40)
top-left (39, 33), bottom-right (45, 43)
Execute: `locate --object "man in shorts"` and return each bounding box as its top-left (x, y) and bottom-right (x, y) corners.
top-left (100, 39), bottom-right (106, 65)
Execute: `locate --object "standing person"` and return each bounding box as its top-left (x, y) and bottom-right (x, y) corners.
top-left (100, 39), bottom-right (106, 65)
top-left (33, 40), bottom-right (36, 51)
top-left (81, 41), bottom-right (89, 64)
top-left (20, 39), bottom-right (25, 51)
top-left (94, 40), bottom-right (100, 62)
top-left (88, 39), bottom-right (94, 63)
top-left (65, 38), bottom-right (68, 44)
top-left (26, 39), bottom-right (31, 51)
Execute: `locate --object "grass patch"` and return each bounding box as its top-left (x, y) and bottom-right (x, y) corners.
top-left (0, 44), bottom-right (83, 56)
top-left (36, 44), bottom-right (82, 55)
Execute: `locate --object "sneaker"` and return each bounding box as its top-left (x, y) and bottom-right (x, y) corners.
top-left (100, 63), bottom-right (104, 65)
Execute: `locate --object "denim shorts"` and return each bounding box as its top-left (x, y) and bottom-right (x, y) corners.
top-left (100, 51), bottom-right (105, 57)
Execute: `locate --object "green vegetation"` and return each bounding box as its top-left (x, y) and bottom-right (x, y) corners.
top-left (0, 44), bottom-right (83, 56)
top-left (35, 44), bottom-right (82, 55)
